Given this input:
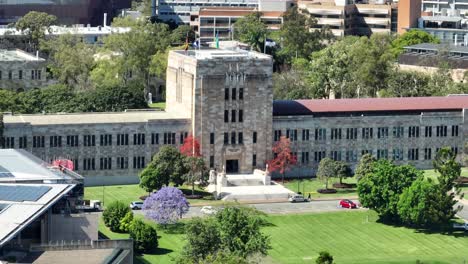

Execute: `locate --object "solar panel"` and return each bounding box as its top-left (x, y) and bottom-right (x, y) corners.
top-left (0, 203), bottom-right (9, 213)
top-left (0, 186), bottom-right (52, 202)
top-left (0, 165), bottom-right (13, 178)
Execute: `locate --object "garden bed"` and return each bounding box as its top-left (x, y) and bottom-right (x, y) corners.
top-left (317, 188), bottom-right (337, 194)
top-left (332, 183), bottom-right (357, 189)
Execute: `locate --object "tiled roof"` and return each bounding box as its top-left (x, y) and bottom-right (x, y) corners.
top-left (273, 96), bottom-right (468, 116)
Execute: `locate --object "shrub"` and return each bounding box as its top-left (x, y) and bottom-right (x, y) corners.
top-left (316, 251), bottom-right (333, 264)
top-left (103, 201), bottom-right (131, 232)
top-left (129, 219), bottom-right (158, 253)
top-left (119, 211), bottom-right (134, 232)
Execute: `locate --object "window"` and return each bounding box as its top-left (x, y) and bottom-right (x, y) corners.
top-left (72, 159), bottom-right (79, 171)
top-left (331, 128), bottom-right (342, 140)
top-left (452, 147), bottom-right (458, 155)
top-left (238, 110), bottom-right (243, 122)
top-left (314, 151), bottom-right (326, 162)
top-left (67, 135), bottom-right (79, 147)
top-left (163, 132), bottom-right (176, 144)
top-left (393, 126), bottom-right (404, 138)
top-left (301, 152), bottom-right (309, 164)
top-left (232, 88), bottom-right (236, 100)
top-left (225, 88), bottom-right (229, 100)
top-left (238, 132), bottom-right (243, 144)
top-left (315, 128), bottom-right (326, 141)
top-left (117, 134), bottom-right (129, 145)
top-left (302, 129), bottom-right (310, 141)
top-left (8, 71), bottom-right (12, 80)
top-left (424, 148), bottom-right (432, 160)
top-left (100, 134), bottom-right (112, 146)
top-left (49, 136), bottom-right (62, 148)
top-left (436, 125), bottom-right (447, 137)
top-left (408, 126), bottom-right (419, 138)
top-left (377, 127), bottom-right (388, 139)
top-left (224, 110), bottom-right (229, 123)
top-left (83, 135), bottom-right (96, 146)
top-left (231, 110), bottom-right (236, 122)
top-left (133, 156), bottom-right (146, 169)
top-left (408, 148), bottom-right (419, 160)
top-left (18, 70), bottom-right (22, 80)
top-left (425, 126), bottom-right (432, 137)
top-left (253, 132), bottom-right (257, 144)
top-left (210, 133), bottom-right (215, 144)
top-left (33, 136), bottom-right (45, 148)
top-left (83, 158), bottom-right (95, 171)
top-left (31, 70), bottom-right (41, 80)
top-left (361, 149), bottom-right (372, 156)
top-left (330, 151), bottom-right (341, 161)
top-left (392, 149), bottom-right (404, 160)
top-left (133, 133), bottom-right (145, 145)
top-left (361, 128), bottom-right (373, 139)
top-left (0, 71), bottom-right (2, 79)
top-left (452, 125), bottom-right (459, 137)
top-left (19, 136), bottom-right (27, 149)
top-left (100, 157), bottom-right (112, 170)
top-left (117, 157), bottom-right (129, 169)
top-left (252, 154), bottom-right (257, 167)
top-left (151, 133), bottom-right (159, 144)
top-left (377, 149), bottom-right (388, 159)
top-left (287, 129), bottom-right (297, 141)
top-left (224, 133), bottom-right (229, 145)
top-left (2, 137), bottom-right (14, 148)
top-left (346, 128), bottom-right (358, 140)
top-left (210, 155), bottom-right (214, 168)
top-left (231, 132), bottom-right (236, 145)
top-left (274, 130), bottom-right (282, 141)
top-left (239, 88), bottom-right (244, 100)
top-left (345, 150), bottom-right (357, 162)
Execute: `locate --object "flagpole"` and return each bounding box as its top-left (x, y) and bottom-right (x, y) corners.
top-left (263, 33), bottom-right (266, 54)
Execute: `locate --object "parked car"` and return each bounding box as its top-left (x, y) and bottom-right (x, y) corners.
top-left (288, 194), bottom-right (310, 203)
top-left (200, 206), bottom-right (217, 215)
top-left (339, 199), bottom-right (357, 209)
top-left (130, 201), bottom-right (144, 210)
top-left (453, 223), bottom-right (468, 231)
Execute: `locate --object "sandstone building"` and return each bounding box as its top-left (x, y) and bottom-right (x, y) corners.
top-left (1, 48), bottom-right (468, 186)
top-left (0, 49), bottom-right (48, 91)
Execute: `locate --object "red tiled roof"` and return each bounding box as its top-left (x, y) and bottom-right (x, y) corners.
top-left (273, 96), bottom-right (468, 116)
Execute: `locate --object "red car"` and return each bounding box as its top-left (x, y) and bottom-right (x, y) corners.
top-left (339, 199), bottom-right (357, 209)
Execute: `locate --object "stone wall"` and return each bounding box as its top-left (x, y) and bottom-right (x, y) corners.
top-left (0, 58), bottom-right (49, 91)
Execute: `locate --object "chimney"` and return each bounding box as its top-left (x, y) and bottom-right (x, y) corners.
top-left (103, 13), bottom-right (107, 27)
top-left (36, 50), bottom-right (39, 60)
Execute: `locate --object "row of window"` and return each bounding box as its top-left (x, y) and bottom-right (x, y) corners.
top-left (224, 87), bottom-right (244, 101)
top-left (274, 125), bottom-right (460, 141)
top-left (0, 70), bottom-right (42, 80)
top-left (71, 156), bottom-right (146, 171)
top-left (293, 147), bottom-right (459, 164)
top-left (1, 132), bottom-right (188, 149)
top-left (224, 109), bottom-right (243, 123)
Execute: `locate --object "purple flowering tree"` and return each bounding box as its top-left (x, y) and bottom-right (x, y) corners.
top-left (142, 187), bottom-right (190, 225)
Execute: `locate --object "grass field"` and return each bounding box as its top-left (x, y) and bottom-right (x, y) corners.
top-left (149, 102), bottom-right (166, 109)
top-left (283, 178), bottom-right (358, 199)
top-left (100, 210), bottom-right (468, 264)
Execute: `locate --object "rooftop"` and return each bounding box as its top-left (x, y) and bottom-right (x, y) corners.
top-left (172, 49), bottom-right (271, 60)
top-left (404, 43), bottom-right (468, 54)
top-left (273, 96), bottom-right (468, 116)
top-left (0, 49), bottom-right (45, 62)
top-left (198, 7), bottom-right (284, 17)
top-left (421, 16), bottom-right (462, 23)
top-left (3, 109), bottom-right (188, 126)
top-left (0, 25), bottom-right (131, 37)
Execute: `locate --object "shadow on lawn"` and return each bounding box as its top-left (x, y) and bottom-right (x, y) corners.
top-left (158, 222), bottom-right (186, 234)
top-left (134, 248), bottom-right (175, 264)
top-left (376, 219), bottom-right (468, 238)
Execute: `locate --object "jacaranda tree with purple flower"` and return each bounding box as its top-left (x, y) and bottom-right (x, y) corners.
top-left (143, 186), bottom-right (190, 225)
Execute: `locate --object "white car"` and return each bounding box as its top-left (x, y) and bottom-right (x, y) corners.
top-left (288, 194), bottom-right (310, 203)
top-left (200, 206), bottom-right (218, 215)
top-left (130, 201), bottom-right (144, 210)
top-left (453, 223), bottom-right (468, 231)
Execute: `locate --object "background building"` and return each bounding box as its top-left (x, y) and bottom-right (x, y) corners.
top-left (397, 0), bottom-right (421, 34)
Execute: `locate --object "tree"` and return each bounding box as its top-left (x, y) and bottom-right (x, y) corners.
top-left (180, 217), bottom-right (222, 262)
top-left (103, 201), bottom-right (131, 232)
top-left (234, 12), bottom-right (267, 51)
top-left (433, 147), bottom-right (461, 192)
top-left (354, 154), bottom-right (376, 181)
top-left (357, 160), bottom-right (421, 222)
top-left (180, 134), bottom-right (201, 157)
top-left (170, 25), bottom-right (196, 45)
top-left (390, 29), bottom-right (440, 58)
top-left (215, 206), bottom-right (270, 258)
top-left (139, 146), bottom-right (187, 192)
top-left (15, 11), bottom-right (57, 50)
top-left (316, 158), bottom-right (336, 189)
top-left (143, 187), bottom-right (190, 225)
top-left (180, 135), bottom-right (206, 195)
top-left (129, 219), bottom-right (158, 253)
top-left (316, 251), bottom-right (334, 264)
top-left (335, 161), bottom-right (352, 185)
top-left (83, 84), bottom-right (148, 112)
top-left (119, 211), bottom-right (134, 232)
top-left (272, 69), bottom-right (310, 100)
top-left (268, 136), bottom-right (297, 184)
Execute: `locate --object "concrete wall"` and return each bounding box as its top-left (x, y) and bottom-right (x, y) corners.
top-left (50, 214), bottom-right (98, 242)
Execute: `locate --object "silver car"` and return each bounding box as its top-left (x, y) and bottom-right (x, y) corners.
top-left (130, 201), bottom-right (144, 210)
top-left (288, 194), bottom-right (310, 203)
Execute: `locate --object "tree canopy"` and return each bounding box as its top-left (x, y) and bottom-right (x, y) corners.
top-left (268, 136), bottom-right (297, 183)
top-left (15, 11), bottom-right (57, 50)
top-left (143, 187), bottom-right (190, 225)
top-left (390, 29), bottom-right (440, 58)
top-left (234, 12), bottom-right (268, 51)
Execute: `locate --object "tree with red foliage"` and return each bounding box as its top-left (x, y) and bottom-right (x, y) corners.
top-left (180, 135), bottom-right (206, 195)
top-left (268, 136), bottom-right (297, 184)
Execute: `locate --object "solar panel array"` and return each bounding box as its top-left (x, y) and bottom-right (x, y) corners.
top-left (0, 203), bottom-right (9, 213)
top-left (0, 186), bottom-right (52, 202)
top-left (0, 165), bottom-right (13, 178)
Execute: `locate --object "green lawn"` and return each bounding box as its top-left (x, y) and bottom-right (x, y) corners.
top-left (149, 102), bottom-right (166, 109)
top-left (265, 211), bottom-right (468, 264)
top-left (283, 178), bottom-right (357, 199)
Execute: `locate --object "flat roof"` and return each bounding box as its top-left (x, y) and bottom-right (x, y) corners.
top-left (0, 149), bottom-right (75, 183)
top-left (3, 110), bottom-right (188, 126)
top-left (0, 25), bottom-right (131, 37)
top-left (198, 7), bottom-right (283, 17)
top-left (273, 96), bottom-right (468, 116)
top-left (0, 49), bottom-right (45, 62)
top-left (0, 183), bottom-right (75, 246)
top-left (403, 43), bottom-right (468, 54)
top-left (421, 16), bottom-right (462, 23)
top-left (172, 49), bottom-right (271, 60)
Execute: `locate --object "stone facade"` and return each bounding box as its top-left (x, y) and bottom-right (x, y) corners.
top-left (1, 49), bottom-right (467, 186)
top-left (0, 49), bottom-right (48, 91)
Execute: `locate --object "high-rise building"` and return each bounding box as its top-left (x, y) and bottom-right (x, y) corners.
top-left (397, 0), bottom-right (421, 34)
